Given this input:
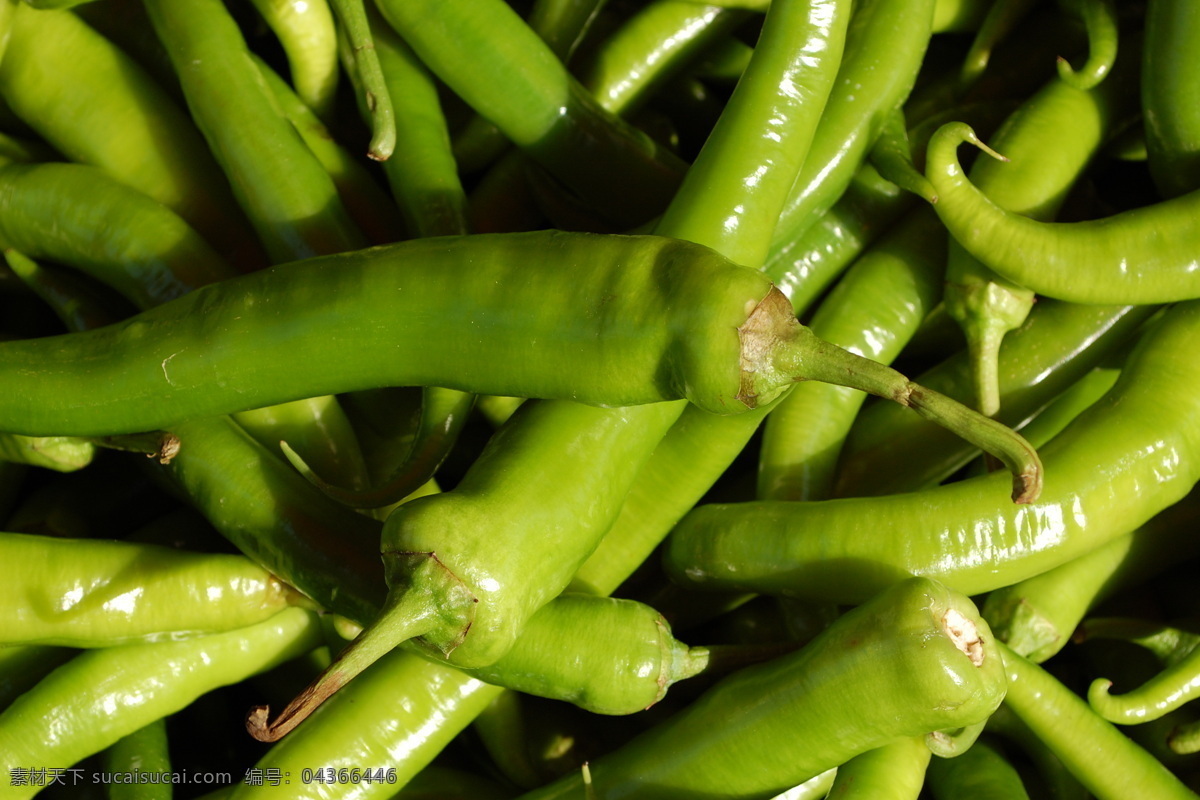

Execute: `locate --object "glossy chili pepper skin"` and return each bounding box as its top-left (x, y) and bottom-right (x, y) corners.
top-left (0, 608), bottom-right (322, 800)
top-left (460, 594), bottom-right (703, 715)
top-left (926, 121), bottom-right (1200, 304)
top-left (999, 642), bottom-right (1198, 800)
top-left (230, 649), bottom-right (503, 800)
top-left (0, 531), bottom-right (299, 647)
top-left (666, 300), bottom-right (1200, 603)
top-left (0, 232), bottom-right (772, 436)
top-left (518, 578), bottom-right (1006, 800)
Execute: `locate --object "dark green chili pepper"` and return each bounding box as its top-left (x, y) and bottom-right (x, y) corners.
top-left (0, 162), bottom-right (235, 309)
top-left (103, 719), bottom-right (171, 800)
top-left (824, 737), bottom-right (931, 800)
top-left (517, 578), bottom-right (1006, 800)
top-left (1143, 0), bottom-right (1200, 197)
top-left (927, 737), bottom-right (1031, 800)
top-left (999, 642), bottom-right (1197, 800)
top-left (375, 0), bottom-right (686, 229)
top-left (926, 121), bottom-right (1200, 303)
top-left (666, 299), bottom-right (1200, 604)
top-left (0, 531), bottom-right (304, 647)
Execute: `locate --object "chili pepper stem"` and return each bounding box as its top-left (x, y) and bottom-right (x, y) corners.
top-left (741, 287), bottom-right (1042, 503)
top-left (245, 578), bottom-right (452, 742)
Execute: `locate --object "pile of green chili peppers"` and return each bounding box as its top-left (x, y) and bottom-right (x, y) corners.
top-left (4, 0), bottom-right (1200, 797)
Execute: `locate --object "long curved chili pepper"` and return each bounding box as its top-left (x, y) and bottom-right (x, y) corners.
top-left (1057, 0), bottom-right (1119, 90)
top-left (517, 578), bottom-right (1007, 800)
top-left (1084, 619), bottom-right (1200, 726)
top-left (0, 232), bottom-right (1041, 500)
top-left (1142, 0), bottom-right (1200, 197)
top-left (0, 162), bottom-right (235, 307)
top-left (665, 299), bottom-right (1200, 604)
top-left (926, 120), bottom-right (1200, 303)
top-left (943, 56), bottom-right (1138, 417)
top-left (983, 703), bottom-right (1089, 800)
top-left (999, 642), bottom-right (1198, 800)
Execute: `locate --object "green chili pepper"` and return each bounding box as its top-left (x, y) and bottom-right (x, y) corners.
top-left (665, 299), bottom-right (1200, 603)
top-left (1057, 0), bottom-right (1119, 90)
top-left (999, 642), bottom-right (1198, 800)
top-left (517, 578), bottom-right (1006, 800)
top-left (0, 231), bottom-right (1040, 501)
top-left (1085, 618), bottom-right (1200, 726)
top-left (926, 737), bottom-right (1031, 800)
top-left (824, 737), bottom-right (931, 800)
top-left (0, 4), bottom-right (258, 265)
top-left (984, 483), bottom-right (1200, 662)
top-left (0, 531), bottom-right (303, 647)
top-left (229, 649), bottom-right (502, 799)
top-left (835, 299), bottom-right (1153, 498)
top-left (757, 206), bottom-right (945, 501)
top-left (0, 162), bottom-right (236, 308)
top-left (926, 120), bottom-right (1200, 303)
top-left (0, 607), bottom-right (322, 800)
top-left (942, 54), bottom-right (1137, 416)
top-left (103, 719), bottom-right (172, 800)
top-left (375, 0), bottom-right (686, 228)
top-left (248, 0), bottom-right (339, 118)
top-left (1143, 0), bottom-right (1200, 197)
top-left (144, 0), bottom-right (366, 263)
